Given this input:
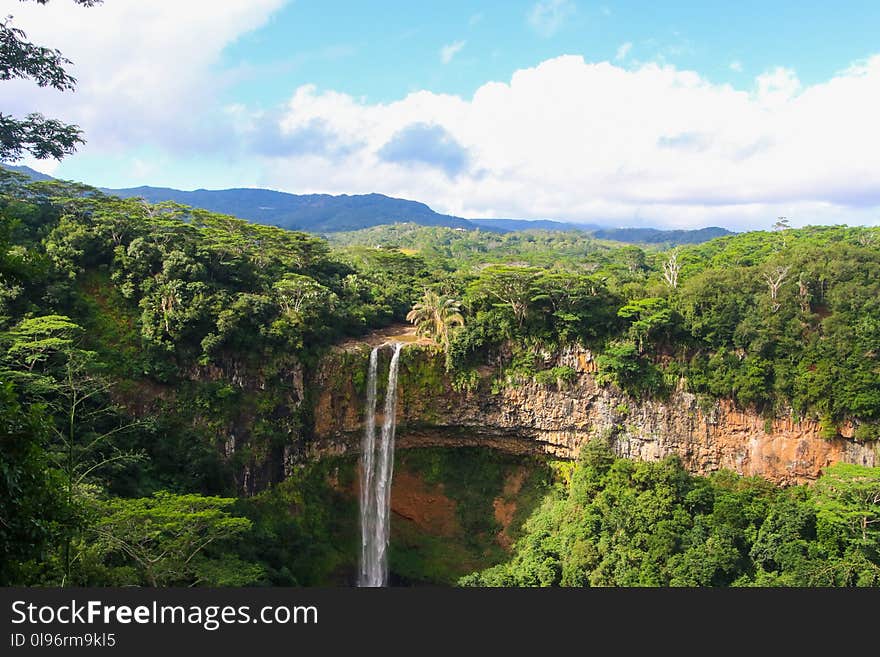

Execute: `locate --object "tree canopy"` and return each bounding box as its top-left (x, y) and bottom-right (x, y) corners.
top-left (461, 442), bottom-right (880, 587)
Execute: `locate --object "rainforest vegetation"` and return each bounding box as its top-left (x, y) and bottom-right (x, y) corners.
top-left (1, 170), bottom-right (879, 586)
top-left (461, 440), bottom-right (880, 587)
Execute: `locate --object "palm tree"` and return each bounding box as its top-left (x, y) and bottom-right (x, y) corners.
top-left (406, 290), bottom-right (465, 353)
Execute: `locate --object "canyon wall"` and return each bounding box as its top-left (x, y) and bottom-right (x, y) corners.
top-left (307, 343), bottom-right (877, 485)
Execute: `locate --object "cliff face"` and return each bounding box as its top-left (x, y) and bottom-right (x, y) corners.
top-left (309, 343), bottom-right (877, 485)
top-left (113, 355), bottom-right (307, 496)
top-left (112, 339), bottom-right (876, 494)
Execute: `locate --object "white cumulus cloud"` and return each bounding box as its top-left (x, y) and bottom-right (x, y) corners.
top-left (254, 55), bottom-right (880, 230)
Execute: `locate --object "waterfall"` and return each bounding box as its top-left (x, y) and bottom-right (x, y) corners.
top-left (358, 347), bottom-right (379, 586)
top-left (358, 342), bottom-right (403, 587)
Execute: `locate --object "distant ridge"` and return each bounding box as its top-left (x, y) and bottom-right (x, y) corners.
top-left (104, 185), bottom-right (474, 233)
top-left (0, 163), bottom-right (55, 182)
top-left (470, 218), bottom-right (601, 232)
top-left (591, 226), bottom-right (732, 244)
top-left (471, 219), bottom-right (732, 244)
top-left (0, 164), bottom-right (733, 244)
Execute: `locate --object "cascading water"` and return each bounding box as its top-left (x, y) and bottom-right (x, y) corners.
top-left (358, 343), bottom-right (403, 587)
top-left (358, 347), bottom-right (379, 586)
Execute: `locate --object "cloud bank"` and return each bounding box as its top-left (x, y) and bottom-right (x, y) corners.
top-left (255, 55), bottom-right (880, 229)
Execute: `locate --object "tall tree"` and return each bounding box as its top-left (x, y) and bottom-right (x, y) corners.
top-left (617, 297), bottom-right (675, 354)
top-left (2, 314), bottom-right (141, 584)
top-left (406, 289), bottom-right (464, 353)
top-left (468, 265), bottom-right (541, 328)
top-left (762, 265), bottom-right (790, 313)
top-left (661, 249), bottom-right (682, 289)
top-left (814, 463), bottom-right (880, 552)
top-left (88, 492), bottom-right (260, 586)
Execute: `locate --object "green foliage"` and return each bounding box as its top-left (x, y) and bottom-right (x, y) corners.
top-left (327, 223), bottom-right (611, 269)
top-left (533, 366), bottom-right (577, 388)
top-left (82, 491), bottom-right (260, 586)
top-left (451, 263), bottom-right (620, 371)
top-left (466, 265), bottom-right (542, 329)
top-left (0, 0), bottom-right (98, 160)
top-left (335, 246), bottom-right (431, 324)
top-left (1, 164), bottom-right (879, 588)
top-left (674, 232), bottom-right (880, 419)
top-left (854, 423), bottom-right (879, 442)
top-left (461, 445), bottom-right (880, 587)
top-left (398, 345), bottom-right (446, 400)
top-left (451, 368), bottom-right (480, 393)
top-left (596, 340), bottom-right (663, 395)
top-left (0, 382), bottom-right (66, 584)
top-left (406, 289), bottom-right (464, 359)
top-left (617, 297), bottom-right (678, 353)
top-left (2, 314), bottom-right (82, 374)
top-left (819, 416), bottom-right (839, 440)
top-left (813, 464), bottom-right (880, 555)
top-left (0, 176), bottom-right (417, 584)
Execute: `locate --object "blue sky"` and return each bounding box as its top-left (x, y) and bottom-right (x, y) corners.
top-left (5, 0), bottom-right (880, 230)
top-left (219, 1), bottom-right (880, 104)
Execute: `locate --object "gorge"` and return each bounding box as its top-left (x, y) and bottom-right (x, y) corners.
top-left (3, 174), bottom-right (878, 587)
top-left (92, 320), bottom-right (880, 586)
top-left (191, 332), bottom-right (877, 585)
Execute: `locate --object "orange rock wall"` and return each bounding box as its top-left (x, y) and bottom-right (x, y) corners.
top-left (309, 344), bottom-right (877, 485)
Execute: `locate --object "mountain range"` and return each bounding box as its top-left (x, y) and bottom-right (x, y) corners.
top-left (1, 164), bottom-right (733, 244)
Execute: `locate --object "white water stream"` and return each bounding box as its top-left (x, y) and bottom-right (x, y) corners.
top-left (358, 343), bottom-right (402, 587)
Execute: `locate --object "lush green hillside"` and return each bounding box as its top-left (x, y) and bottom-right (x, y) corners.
top-left (1, 169), bottom-right (878, 587)
top-left (330, 220), bottom-right (880, 435)
top-left (327, 222), bottom-right (613, 269)
top-left (0, 171), bottom-right (430, 585)
top-left (462, 440), bottom-right (880, 587)
top-left (95, 185), bottom-right (736, 244)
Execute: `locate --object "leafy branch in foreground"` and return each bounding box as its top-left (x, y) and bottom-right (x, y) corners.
top-left (0, 0), bottom-right (100, 160)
